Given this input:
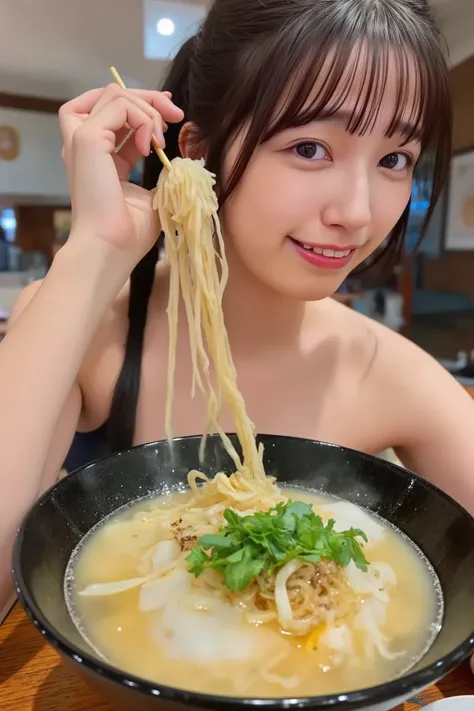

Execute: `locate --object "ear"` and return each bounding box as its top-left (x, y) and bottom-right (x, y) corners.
top-left (178, 121), bottom-right (205, 160)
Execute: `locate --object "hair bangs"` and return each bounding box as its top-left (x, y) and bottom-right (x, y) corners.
top-left (264, 34), bottom-right (445, 151)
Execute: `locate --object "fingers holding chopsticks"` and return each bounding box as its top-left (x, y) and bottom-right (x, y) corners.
top-left (59, 85), bottom-right (184, 177)
top-left (89, 84), bottom-right (181, 146)
top-left (62, 85), bottom-right (183, 125)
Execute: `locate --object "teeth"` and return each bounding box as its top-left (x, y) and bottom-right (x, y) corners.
top-left (300, 244), bottom-right (351, 258)
top-left (317, 248), bottom-right (351, 258)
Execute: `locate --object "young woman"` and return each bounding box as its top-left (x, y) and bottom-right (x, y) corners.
top-left (1, 0), bottom-right (474, 617)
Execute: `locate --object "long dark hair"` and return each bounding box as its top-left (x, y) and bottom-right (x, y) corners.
top-left (108, 0), bottom-right (452, 451)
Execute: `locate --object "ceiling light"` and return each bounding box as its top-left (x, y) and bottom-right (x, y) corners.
top-left (156, 17), bottom-right (175, 36)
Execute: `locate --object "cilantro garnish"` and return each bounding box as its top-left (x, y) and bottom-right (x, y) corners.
top-left (185, 500), bottom-right (369, 592)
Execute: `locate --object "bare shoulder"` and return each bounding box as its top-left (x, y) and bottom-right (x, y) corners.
top-left (373, 321), bottom-right (474, 508)
top-left (325, 297), bottom-right (457, 384)
top-left (361, 309), bottom-right (466, 395)
top-left (344, 304), bottom-right (471, 410)
top-left (325, 301), bottom-right (474, 507)
top-left (355, 306), bottom-right (474, 476)
top-left (323, 297), bottom-right (474, 431)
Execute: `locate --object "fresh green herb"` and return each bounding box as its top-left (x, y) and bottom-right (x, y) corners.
top-left (186, 500), bottom-right (369, 591)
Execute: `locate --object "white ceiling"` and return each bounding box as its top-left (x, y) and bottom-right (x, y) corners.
top-left (0, 0), bottom-right (209, 99)
top-left (0, 0), bottom-right (473, 101)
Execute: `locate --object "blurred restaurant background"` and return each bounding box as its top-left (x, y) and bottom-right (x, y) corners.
top-left (1, 0), bottom-right (474, 387)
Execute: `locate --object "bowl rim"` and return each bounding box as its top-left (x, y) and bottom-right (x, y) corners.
top-left (12, 434), bottom-right (474, 709)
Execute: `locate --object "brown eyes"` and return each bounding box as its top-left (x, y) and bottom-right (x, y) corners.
top-left (293, 143), bottom-right (414, 172)
top-left (294, 142), bottom-right (328, 160)
top-left (379, 153), bottom-right (414, 171)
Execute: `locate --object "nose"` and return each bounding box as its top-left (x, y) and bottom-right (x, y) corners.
top-left (321, 171), bottom-right (372, 234)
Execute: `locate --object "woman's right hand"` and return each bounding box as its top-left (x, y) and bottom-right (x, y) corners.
top-left (59, 84), bottom-right (184, 265)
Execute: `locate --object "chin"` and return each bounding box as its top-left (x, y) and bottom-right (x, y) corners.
top-left (248, 262), bottom-right (349, 302)
top-left (278, 279), bottom-right (345, 302)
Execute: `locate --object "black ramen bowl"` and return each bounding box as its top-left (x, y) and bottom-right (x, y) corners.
top-left (13, 435), bottom-right (474, 711)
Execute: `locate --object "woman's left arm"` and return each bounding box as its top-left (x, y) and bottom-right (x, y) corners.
top-left (370, 328), bottom-right (474, 514)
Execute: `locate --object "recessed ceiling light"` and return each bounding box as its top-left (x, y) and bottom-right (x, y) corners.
top-left (156, 17), bottom-right (175, 36)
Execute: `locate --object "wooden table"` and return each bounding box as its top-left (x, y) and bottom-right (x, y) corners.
top-left (1, 604), bottom-right (473, 711)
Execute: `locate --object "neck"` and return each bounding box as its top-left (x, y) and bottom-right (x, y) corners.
top-left (221, 242), bottom-right (306, 353)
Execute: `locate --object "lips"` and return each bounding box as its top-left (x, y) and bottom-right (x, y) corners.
top-left (289, 237), bottom-right (356, 270)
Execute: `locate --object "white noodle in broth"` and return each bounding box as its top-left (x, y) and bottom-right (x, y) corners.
top-left (68, 489), bottom-right (442, 696)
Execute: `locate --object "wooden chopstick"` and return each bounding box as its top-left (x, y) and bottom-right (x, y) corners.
top-left (109, 66), bottom-right (171, 171)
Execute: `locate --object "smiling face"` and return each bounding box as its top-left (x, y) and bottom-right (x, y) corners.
top-left (218, 48), bottom-right (423, 301)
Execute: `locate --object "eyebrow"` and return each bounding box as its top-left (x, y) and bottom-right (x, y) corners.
top-left (308, 108), bottom-right (422, 142)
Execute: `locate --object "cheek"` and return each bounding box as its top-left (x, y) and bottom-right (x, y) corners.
top-left (221, 152), bottom-right (306, 252)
